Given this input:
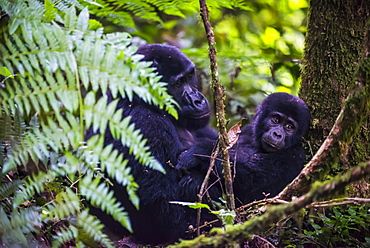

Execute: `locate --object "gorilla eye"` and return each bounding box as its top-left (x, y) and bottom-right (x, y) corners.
top-left (272, 116), bottom-right (280, 124)
top-left (176, 77), bottom-right (185, 87)
top-left (286, 123), bottom-right (295, 130)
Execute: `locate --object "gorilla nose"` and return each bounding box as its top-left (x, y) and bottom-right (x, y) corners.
top-left (193, 99), bottom-right (202, 106)
top-left (185, 91), bottom-right (204, 107)
top-left (273, 131), bottom-right (283, 139)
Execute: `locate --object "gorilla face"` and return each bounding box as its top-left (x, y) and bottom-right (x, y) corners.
top-left (253, 92), bottom-right (310, 153)
top-left (176, 92), bottom-right (310, 211)
top-left (168, 67), bottom-right (210, 130)
top-left (136, 44), bottom-right (210, 130)
top-left (261, 111), bottom-right (298, 152)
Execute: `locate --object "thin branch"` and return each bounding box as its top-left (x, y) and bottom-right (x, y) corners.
top-left (173, 161), bottom-right (370, 247)
top-left (278, 84), bottom-right (370, 200)
top-left (237, 198), bottom-right (289, 212)
top-left (196, 141), bottom-right (219, 236)
top-left (249, 235), bottom-right (276, 248)
top-left (308, 197), bottom-right (370, 208)
top-left (198, 0), bottom-right (235, 210)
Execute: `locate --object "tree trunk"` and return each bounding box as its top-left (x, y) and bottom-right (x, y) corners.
top-left (299, 0), bottom-right (370, 193)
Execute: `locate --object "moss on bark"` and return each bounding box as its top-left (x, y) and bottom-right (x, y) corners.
top-left (299, 0), bottom-right (370, 178)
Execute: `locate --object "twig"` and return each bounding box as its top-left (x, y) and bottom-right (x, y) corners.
top-left (308, 197), bottom-right (370, 208)
top-left (278, 84), bottom-right (370, 200)
top-left (249, 235), bottom-right (276, 248)
top-left (196, 141), bottom-right (220, 236)
top-left (236, 198), bottom-right (289, 212)
top-left (198, 0), bottom-right (235, 211)
top-left (173, 161), bottom-right (370, 247)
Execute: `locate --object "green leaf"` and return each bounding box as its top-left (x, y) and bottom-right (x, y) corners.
top-left (80, 175), bottom-right (132, 232)
top-left (77, 210), bottom-right (114, 248)
top-left (64, 6), bottom-right (77, 29)
top-left (88, 19), bottom-right (103, 31)
top-left (77, 8), bottom-right (90, 32)
top-left (169, 201), bottom-right (211, 210)
top-left (43, 0), bottom-right (57, 22)
top-left (0, 67), bottom-right (13, 77)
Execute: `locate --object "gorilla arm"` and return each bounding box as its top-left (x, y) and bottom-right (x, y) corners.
top-left (232, 145), bottom-right (305, 206)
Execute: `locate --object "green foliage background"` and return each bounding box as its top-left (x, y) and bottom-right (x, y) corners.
top-left (121, 0), bottom-right (308, 124)
top-left (3, 1), bottom-right (366, 248)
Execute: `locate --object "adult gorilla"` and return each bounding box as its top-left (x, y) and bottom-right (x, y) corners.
top-left (177, 93), bottom-right (310, 208)
top-left (89, 44), bottom-right (214, 245)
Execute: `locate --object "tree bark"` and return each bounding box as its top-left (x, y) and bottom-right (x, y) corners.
top-left (299, 0), bottom-right (370, 184)
top-left (279, 83), bottom-right (370, 200)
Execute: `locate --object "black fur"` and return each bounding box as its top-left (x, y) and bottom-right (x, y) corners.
top-left (88, 44), bottom-right (214, 245)
top-left (177, 92), bottom-right (310, 210)
top-left (233, 93), bottom-right (310, 205)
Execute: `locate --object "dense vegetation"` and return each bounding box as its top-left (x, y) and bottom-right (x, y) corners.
top-left (0, 0), bottom-right (369, 247)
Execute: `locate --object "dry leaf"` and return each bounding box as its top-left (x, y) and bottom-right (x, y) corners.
top-left (226, 119), bottom-right (243, 149)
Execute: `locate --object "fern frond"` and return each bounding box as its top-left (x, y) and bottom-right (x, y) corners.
top-left (0, 179), bottom-right (22, 200)
top-left (3, 113), bottom-right (81, 173)
top-left (0, 0), bottom-right (45, 34)
top-left (84, 94), bottom-right (117, 134)
top-left (81, 0), bottom-right (252, 30)
top-left (82, 134), bottom-right (139, 206)
top-left (0, 26), bottom-right (78, 117)
top-left (121, 0), bottom-right (163, 22)
top-left (0, 206), bottom-right (41, 247)
top-left (13, 170), bottom-right (56, 207)
top-left (62, 6), bottom-right (179, 117)
top-left (52, 0), bottom-right (84, 12)
top-left (84, 1), bottom-right (142, 28)
top-left (51, 225), bottom-right (78, 248)
top-left (0, 1), bottom-right (187, 246)
top-left (1, 2), bottom-right (178, 119)
top-left (83, 93), bottom-right (164, 173)
top-left (0, 110), bottom-right (26, 164)
top-left (84, 0), bottom-right (199, 28)
top-left (149, 0), bottom-right (188, 17)
top-left (77, 210), bottom-right (115, 248)
top-left (73, 29), bottom-right (179, 116)
top-left (80, 174), bottom-right (132, 231)
top-left (45, 188), bottom-right (115, 247)
top-left (43, 188), bottom-right (80, 220)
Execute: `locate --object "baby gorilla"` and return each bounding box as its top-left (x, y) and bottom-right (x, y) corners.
top-left (177, 92), bottom-right (310, 208)
top-left (233, 92), bottom-right (310, 204)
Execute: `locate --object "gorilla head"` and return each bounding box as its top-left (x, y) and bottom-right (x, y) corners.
top-left (136, 44), bottom-right (210, 130)
top-left (252, 92), bottom-right (310, 152)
